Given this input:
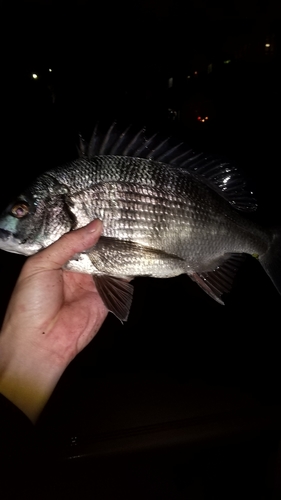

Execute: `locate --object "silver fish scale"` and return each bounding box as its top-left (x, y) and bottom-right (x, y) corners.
top-left (50, 156), bottom-right (195, 196)
top-left (35, 154), bottom-right (270, 273)
top-left (67, 182), bottom-right (192, 244)
top-left (1, 125), bottom-right (280, 320)
top-left (48, 155), bottom-right (221, 215)
top-left (45, 156), bottom-right (247, 263)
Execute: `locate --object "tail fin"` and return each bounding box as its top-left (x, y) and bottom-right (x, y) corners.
top-left (259, 229), bottom-right (281, 295)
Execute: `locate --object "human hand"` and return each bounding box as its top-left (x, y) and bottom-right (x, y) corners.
top-left (0, 220), bottom-right (108, 422)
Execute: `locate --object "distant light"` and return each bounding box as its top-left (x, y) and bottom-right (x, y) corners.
top-left (197, 116), bottom-right (208, 123)
top-left (187, 75), bottom-right (191, 79)
top-left (168, 108), bottom-right (178, 120)
top-left (32, 73), bottom-right (38, 79)
top-left (194, 71), bottom-right (198, 75)
top-left (168, 77), bottom-right (173, 88)
top-left (265, 43), bottom-right (270, 48)
top-left (223, 60), bottom-right (231, 64)
top-left (49, 68), bottom-right (52, 72)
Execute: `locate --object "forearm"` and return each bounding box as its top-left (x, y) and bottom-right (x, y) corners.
top-left (0, 331), bottom-right (66, 424)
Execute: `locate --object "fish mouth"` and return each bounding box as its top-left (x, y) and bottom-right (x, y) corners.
top-left (0, 228), bottom-right (12, 241)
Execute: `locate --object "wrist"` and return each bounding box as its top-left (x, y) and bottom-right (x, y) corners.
top-left (0, 330), bottom-right (67, 423)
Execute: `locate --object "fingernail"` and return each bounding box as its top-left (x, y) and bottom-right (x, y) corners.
top-left (87, 219), bottom-right (102, 233)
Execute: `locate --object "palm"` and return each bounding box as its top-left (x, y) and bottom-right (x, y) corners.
top-left (0, 222), bottom-right (108, 422)
top-left (3, 267), bottom-right (108, 364)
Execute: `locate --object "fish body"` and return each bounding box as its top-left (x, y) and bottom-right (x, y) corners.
top-left (0, 124), bottom-right (280, 320)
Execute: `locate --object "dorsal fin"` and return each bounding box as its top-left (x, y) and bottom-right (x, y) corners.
top-left (78, 122), bottom-right (257, 212)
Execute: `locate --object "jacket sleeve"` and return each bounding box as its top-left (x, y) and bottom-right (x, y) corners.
top-left (0, 393), bottom-right (35, 457)
top-left (0, 393), bottom-right (40, 497)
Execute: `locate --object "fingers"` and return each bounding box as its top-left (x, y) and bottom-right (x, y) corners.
top-left (25, 220), bottom-right (103, 271)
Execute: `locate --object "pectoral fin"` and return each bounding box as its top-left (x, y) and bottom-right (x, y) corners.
top-left (86, 236), bottom-right (184, 276)
top-left (86, 237), bottom-right (184, 321)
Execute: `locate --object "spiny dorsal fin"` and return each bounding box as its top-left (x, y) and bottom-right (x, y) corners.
top-left (78, 122), bottom-right (257, 212)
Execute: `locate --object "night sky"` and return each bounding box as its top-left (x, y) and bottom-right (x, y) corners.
top-left (1, 1), bottom-right (281, 497)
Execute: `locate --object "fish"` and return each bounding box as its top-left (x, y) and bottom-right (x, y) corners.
top-left (0, 122), bottom-right (280, 321)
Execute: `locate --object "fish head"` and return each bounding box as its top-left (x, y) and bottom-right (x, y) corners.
top-left (0, 175), bottom-right (73, 256)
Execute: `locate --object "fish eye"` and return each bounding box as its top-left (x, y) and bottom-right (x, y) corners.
top-left (10, 202), bottom-right (29, 218)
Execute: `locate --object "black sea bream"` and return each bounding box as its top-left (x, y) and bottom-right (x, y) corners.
top-left (0, 123), bottom-right (280, 320)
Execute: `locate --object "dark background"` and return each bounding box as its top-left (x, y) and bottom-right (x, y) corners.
top-left (1, 1), bottom-right (281, 498)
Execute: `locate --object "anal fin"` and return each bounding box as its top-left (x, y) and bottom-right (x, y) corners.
top-left (190, 254), bottom-right (246, 304)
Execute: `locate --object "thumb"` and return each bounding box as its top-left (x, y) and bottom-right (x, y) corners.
top-left (24, 220), bottom-right (103, 272)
